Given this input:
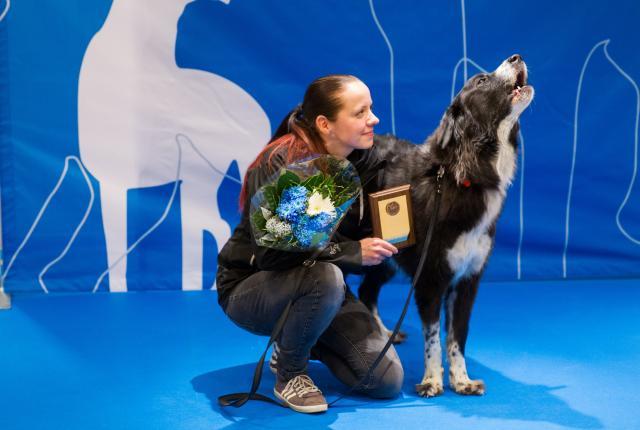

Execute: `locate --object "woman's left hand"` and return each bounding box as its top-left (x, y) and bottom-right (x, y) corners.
top-left (359, 237), bottom-right (398, 266)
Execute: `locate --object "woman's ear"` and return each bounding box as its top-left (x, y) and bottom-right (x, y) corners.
top-left (315, 115), bottom-right (331, 137)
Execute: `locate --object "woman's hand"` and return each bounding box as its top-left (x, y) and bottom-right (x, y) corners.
top-left (359, 237), bottom-right (398, 266)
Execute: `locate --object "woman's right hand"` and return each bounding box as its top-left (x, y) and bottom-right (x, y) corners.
top-left (359, 237), bottom-right (399, 266)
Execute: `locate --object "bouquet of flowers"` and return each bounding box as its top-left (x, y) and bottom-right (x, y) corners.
top-left (250, 154), bottom-right (361, 251)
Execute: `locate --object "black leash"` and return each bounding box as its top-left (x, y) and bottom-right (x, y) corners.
top-left (219, 166), bottom-right (445, 408)
top-left (218, 248), bottom-right (325, 408)
top-left (328, 165), bottom-right (444, 405)
top-left (217, 299), bottom-right (292, 407)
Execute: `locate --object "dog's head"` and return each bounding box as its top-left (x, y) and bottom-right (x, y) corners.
top-left (429, 55), bottom-right (534, 186)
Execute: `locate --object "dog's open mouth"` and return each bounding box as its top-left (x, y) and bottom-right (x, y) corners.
top-left (510, 70), bottom-right (529, 99)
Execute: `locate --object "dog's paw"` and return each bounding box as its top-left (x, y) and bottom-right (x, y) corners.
top-left (415, 379), bottom-right (444, 397)
top-left (388, 329), bottom-right (408, 344)
top-left (450, 378), bottom-right (485, 396)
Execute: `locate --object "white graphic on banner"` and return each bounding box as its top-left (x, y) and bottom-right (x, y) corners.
top-left (563, 39), bottom-right (640, 278)
top-left (369, 0), bottom-right (396, 135)
top-left (0, 157), bottom-right (95, 293)
top-left (0, 0), bottom-right (9, 22)
top-left (78, 0), bottom-right (270, 292)
top-left (92, 134), bottom-right (234, 293)
top-left (605, 46), bottom-right (640, 246)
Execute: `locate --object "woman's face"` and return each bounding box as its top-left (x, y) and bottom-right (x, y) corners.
top-left (321, 80), bottom-right (379, 158)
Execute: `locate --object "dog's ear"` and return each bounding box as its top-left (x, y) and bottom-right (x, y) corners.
top-left (434, 103), bottom-right (461, 148)
top-left (439, 115), bottom-right (454, 149)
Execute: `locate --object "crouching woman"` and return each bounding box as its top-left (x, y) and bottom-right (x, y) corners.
top-left (216, 74), bottom-right (403, 413)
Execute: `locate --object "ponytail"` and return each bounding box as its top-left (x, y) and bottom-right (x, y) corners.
top-left (270, 105), bottom-right (299, 143)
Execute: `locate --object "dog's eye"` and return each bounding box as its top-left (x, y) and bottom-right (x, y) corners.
top-left (476, 76), bottom-right (487, 86)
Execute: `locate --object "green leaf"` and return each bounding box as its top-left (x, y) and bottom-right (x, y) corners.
top-left (301, 174), bottom-right (324, 190)
top-left (276, 170), bottom-right (301, 197)
top-left (323, 176), bottom-right (335, 190)
top-left (251, 209), bottom-right (267, 231)
top-left (263, 185), bottom-right (278, 210)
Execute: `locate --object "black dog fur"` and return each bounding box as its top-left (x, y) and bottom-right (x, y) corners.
top-left (358, 55), bottom-right (534, 397)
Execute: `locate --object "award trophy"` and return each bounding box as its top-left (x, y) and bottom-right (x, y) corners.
top-left (368, 184), bottom-right (415, 249)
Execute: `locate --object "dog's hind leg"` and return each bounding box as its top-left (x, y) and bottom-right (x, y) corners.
top-left (414, 276), bottom-right (447, 397)
top-left (358, 261), bottom-right (407, 344)
top-left (445, 274), bottom-right (485, 395)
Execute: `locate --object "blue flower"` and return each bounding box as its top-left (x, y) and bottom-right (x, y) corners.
top-left (292, 212), bottom-right (337, 247)
top-left (308, 212), bottom-right (335, 231)
top-left (276, 185), bottom-right (308, 224)
top-left (293, 215), bottom-right (316, 247)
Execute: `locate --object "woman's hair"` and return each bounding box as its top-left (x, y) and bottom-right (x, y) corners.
top-left (238, 74), bottom-right (360, 209)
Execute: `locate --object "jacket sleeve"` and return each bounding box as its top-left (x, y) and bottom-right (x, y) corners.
top-left (246, 154), bottom-right (363, 273)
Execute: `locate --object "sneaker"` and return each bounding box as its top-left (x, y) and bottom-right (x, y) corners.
top-left (274, 374), bottom-right (328, 414)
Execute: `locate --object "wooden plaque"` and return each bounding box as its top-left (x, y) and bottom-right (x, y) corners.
top-left (368, 184), bottom-right (415, 249)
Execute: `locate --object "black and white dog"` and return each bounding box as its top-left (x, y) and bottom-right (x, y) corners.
top-left (358, 55), bottom-right (534, 397)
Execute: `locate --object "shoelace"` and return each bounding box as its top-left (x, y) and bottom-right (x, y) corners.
top-left (286, 375), bottom-right (321, 397)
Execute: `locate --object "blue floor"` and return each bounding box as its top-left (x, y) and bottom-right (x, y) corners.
top-left (1, 278), bottom-right (639, 430)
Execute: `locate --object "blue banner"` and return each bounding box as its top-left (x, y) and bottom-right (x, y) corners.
top-left (1, 0), bottom-right (639, 293)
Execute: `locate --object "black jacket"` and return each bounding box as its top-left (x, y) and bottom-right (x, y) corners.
top-left (216, 147), bottom-right (386, 307)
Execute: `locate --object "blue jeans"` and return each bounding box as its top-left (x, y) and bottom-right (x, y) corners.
top-left (222, 262), bottom-right (404, 398)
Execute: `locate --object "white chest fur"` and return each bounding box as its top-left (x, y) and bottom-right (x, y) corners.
top-left (446, 116), bottom-right (518, 284)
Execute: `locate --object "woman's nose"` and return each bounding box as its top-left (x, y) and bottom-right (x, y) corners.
top-left (368, 112), bottom-right (380, 126)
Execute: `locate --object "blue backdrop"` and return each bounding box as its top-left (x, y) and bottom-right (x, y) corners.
top-left (1, 0), bottom-right (639, 293)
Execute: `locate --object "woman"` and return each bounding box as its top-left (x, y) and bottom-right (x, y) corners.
top-left (216, 75), bottom-right (403, 414)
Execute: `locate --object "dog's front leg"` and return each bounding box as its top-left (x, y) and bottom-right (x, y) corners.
top-left (414, 283), bottom-right (445, 397)
top-left (416, 320), bottom-right (444, 397)
top-left (445, 275), bottom-right (485, 395)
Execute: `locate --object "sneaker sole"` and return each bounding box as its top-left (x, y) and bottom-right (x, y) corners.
top-left (273, 388), bottom-right (328, 414)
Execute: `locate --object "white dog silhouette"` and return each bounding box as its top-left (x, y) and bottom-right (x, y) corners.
top-left (78, 0), bottom-right (270, 292)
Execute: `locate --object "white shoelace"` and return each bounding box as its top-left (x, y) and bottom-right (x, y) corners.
top-left (283, 375), bottom-right (321, 398)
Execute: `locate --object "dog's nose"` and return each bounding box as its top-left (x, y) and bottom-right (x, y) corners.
top-left (508, 54), bottom-right (523, 64)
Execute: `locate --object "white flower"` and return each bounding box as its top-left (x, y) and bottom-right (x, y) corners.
top-left (306, 191), bottom-right (336, 217)
top-left (265, 217), bottom-right (292, 238)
